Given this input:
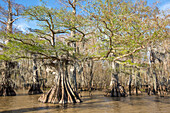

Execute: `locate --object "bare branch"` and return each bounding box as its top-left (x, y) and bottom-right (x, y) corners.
top-left (68, 0), bottom-right (75, 9)
top-left (10, 16), bottom-right (23, 24)
top-left (0, 20), bottom-right (6, 25)
top-left (53, 29), bottom-right (69, 34)
top-left (113, 45), bottom-right (145, 61)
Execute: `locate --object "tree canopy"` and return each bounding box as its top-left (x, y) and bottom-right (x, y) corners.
top-left (0, 0), bottom-right (169, 66)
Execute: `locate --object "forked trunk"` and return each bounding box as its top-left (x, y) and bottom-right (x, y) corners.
top-left (38, 61), bottom-right (82, 104)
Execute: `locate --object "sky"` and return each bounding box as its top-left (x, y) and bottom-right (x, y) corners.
top-left (0, 0), bottom-right (169, 32)
top-left (12, 0), bottom-right (170, 10)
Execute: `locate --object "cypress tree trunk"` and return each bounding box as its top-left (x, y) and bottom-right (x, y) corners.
top-left (128, 74), bottom-right (132, 96)
top-left (0, 61), bottom-right (16, 96)
top-left (110, 62), bottom-right (126, 97)
top-left (128, 55), bottom-right (133, 96)
top-left (80, 61), bottom-right (85, 88)
top-left (38, 61), bottom-right (82, 104)
top-left (88, 60), bottom-right (94, 95)
top-left (6, 0), bottom-right (12, 34)
top-left (0, 0), bottom-right (16, 96)
top-left (150, 49), bottom-right (158, 94)
top-left (70, 65), bottom-right (77, 91)
top-left (88, 60), bottom-right (94, 89)
top-left (42, 59), bottom-right (47, 90)
top-left (70, 0), bottom-right (77, 91)
top-left (135, 71), bottom-right (139, 95)
top-left (28, 54), bottom-right (43, 95)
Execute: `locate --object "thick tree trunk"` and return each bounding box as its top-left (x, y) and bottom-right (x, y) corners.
top-left (80, 61), bottom-right (85, 88)
top-left (88, 60), bottom-right (94, 90)
top-left (128, 74), bottom-right (132, 96)
top-left (110, 62), bottom-right (126, 97)
top-left (70, 65), bottom-right (77, 91)
top-left (69, 65), bottom-right (77, 91)
top-left (28, 55), bottom-right (43, 95)
top-left (150, 49), bottom-right (158, 94)
top-left (42, 59), bottom-right (47, 90)
top-left (0, 0), bottom-right (16, 96)
top-left (135, 71), bottom-right (139, 95)
top-left (152, 66), bottom-right (158, 94)
top-left (129, 55), bottom-right (134, 96)
top-left (0, 61), bottom-right (16, 96)
top-left (168, 76), bottom-right (170, 91)
top-left (147, 48), bottom-right (160, 95)
top-left (38, 61), bottom-right (82, 104)
top-left (88, 60), bottom-right (94, 96)
top-left (0, 0), bottom-right (19, 96)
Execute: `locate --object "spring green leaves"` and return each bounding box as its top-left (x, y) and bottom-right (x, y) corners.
top-left (1, 0), bottom-right (169, 65)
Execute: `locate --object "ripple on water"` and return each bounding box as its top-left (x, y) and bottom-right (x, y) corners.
top-left (0, 90), bottom-right (170, 113)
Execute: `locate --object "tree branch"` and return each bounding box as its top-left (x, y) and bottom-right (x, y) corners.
top-left (10, 16), bottom-right (23, 24)
top-left (113, 45), bottom-right (145, 61)
top-left (38, 35), bottom-right (53, 46)
top-left (0, 20), bottom-right (6, 25)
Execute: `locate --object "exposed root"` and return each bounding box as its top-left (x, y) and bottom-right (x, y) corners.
top-left (105, 84), bottom-right (127, 97)
top-left (0, 80), bottom-right (16, 96)
top-left (28, 83), bottom-right (43, 95)
top-left (38, 73), bottom-right (82, 104)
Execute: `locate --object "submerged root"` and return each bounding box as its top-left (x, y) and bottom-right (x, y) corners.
top-left (105, 85), bottom-right (127, 97)
top-left (0, 80), bottom-right (16, 96)
top-left (38, 75), bottom-right (82, 104)
top-left (28, 83), bottom-right (43, 95)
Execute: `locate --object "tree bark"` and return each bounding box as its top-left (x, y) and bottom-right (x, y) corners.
top-left (128, 74), bottom-right (132, 96)
top-left (38, 61), bottom-right (82, 104)
top-left (0, 61), bottom-right (16, 96)
top-left (135, 71), bottom-right (139, 95)
top-left (0, 0), bottom-right (18, 96)
top-left (150, 49), bottom-right (158, 94)
top-left (69, 0), bottom-right (77, 91)
top-left (28, 54), bottom-right (43, 95)
top-left (110, 62), bottom-right (126, 97)
top-left (6, 0), bottom-right (13, 34)
top-left (88, 60), bottom-right (94, 88)
top-left (129, 55), bottom-right (133, 96)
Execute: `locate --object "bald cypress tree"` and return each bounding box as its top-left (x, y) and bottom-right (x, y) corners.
top-left (0, 0), bottom-right (24, 96)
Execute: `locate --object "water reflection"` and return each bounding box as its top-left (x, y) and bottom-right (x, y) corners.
top-left (0, 90), bottom-right (170, 113)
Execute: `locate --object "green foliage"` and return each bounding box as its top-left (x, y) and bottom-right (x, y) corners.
top-left (0, 0), bottom-right (169, 67)
top-left (83, 0), bottom-right (169, 64)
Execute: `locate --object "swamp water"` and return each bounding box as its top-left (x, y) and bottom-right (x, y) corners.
top-left (0, 90), bottom-right (170, 113)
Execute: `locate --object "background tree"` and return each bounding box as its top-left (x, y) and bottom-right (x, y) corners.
top-left (2, 0), bottom-right (88, 103)
top-left (28, 54), bottom-right (43, 95)
top-left (0, 0), bottom-right (24, 96)
top-left (81, 0), bottom-right (169, 96)
top-left (1, 0), bottom-right (169, 101)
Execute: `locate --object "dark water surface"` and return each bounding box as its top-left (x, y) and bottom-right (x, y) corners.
top-left (0, 90), bottom-right (170, 113)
